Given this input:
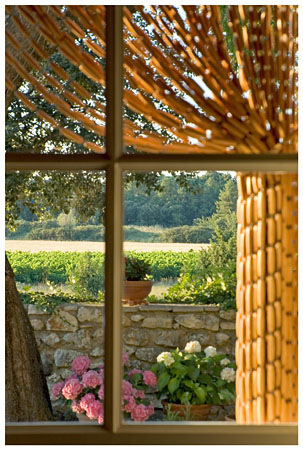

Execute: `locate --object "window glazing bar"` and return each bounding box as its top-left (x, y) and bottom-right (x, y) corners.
top-left (6, 152), bottom-right (298, 172)
top-left (5, 153), bottom-right (110, 171)
top-left (118, 153), bottom-right (298, 172)
top-left (104, 5), bottom-right (123, 433)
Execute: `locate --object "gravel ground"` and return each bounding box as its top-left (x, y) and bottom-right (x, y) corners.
top-left (5, 240), bottom-right (209, 253)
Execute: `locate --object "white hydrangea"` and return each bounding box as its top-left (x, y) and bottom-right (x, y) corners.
top-left (204, 346), bottom-right (217, 358)
top-left (157, 352), bottom-right (174, 367)
top-left (220, 358), bottom-right (230, 366)
top-left (184, 340), bottom-right (201, 353)
top-left (220, 367), bottom-right (236, 383)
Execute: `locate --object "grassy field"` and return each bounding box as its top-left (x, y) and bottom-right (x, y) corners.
top-left (5, 240), bottom-right (209, 253)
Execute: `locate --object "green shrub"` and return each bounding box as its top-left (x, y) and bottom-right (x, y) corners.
top-left (21, 290), bottom-right (103, 314)
top-left (72, 225), bottom-right (104, 241)
top-left (7, 250), bottom-right (201, 285)
top-left (147, 273), bottom-right (235, 310)
top-left (5, 220), bottom-right (35, 239)
top-left (124, 226), bottom-right (161, 242)
top-left (66, 252), bottom-right (105, 298)
top-left (160, 225), bottom-right (213, 243)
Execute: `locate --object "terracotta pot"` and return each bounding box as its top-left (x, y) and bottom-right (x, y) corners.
top-left (162, 401), bottom-right (211, 421)
top-left (122, 280), bottom-right (153, 305)
top-left (76, 413), bottom-right (98, 424)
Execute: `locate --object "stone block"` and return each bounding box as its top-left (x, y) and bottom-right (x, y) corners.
top-left (90, 346), bottom-right (104, 357)
top-left (220, 321), bottom-right (236, 330)
top-left (135, 347), bottom-right (160, 362)
top-left (77, 306), bottom-right (103, 323)
top-left (46, 311), bottom-right (78, 332)
top-left (63, 329), bottom-right (91, 348)
top-left (216, 332), bottom-right (231, 346)
top-left (123, 345), bottom-right (136, 356)
top-left (61, 304), bottom-right (78, 312)
top-left (47, 373), bottom-right (61, 384)
top-left (93, 328), bottom-right (104, 341)
top-left (180, 332), bottom-right (215, 349)
top-left (172, 305), bottom-right (219, 313)
top-left (123, 328), bottom-right (150, 346)
top-left (28, 304), bottom-right (47, 315)
top-left (41, 352), bottom-right (53, 376)
top-left (60, 369), bottom-right (74, 379)
top-left (54, 349), bottom-right (80, 368)
top-left (141, 317), bottom-right (173, 329)
top-left (219, 310), bottom-right (236, 321)
top-left (138, 305), bottom-right (173, 312)
top-left (42, 332), bottom-right (60, 347)
top-left (122, 315), bottom-right (132, 327)
top-left (130, 314), bottom-right (145, 322)
top-left (123, 306), bottom-right (139, 313)
top-left (175, 314), bottom-right (219, 331)
top-left (154, 331), bottom-right (181, 347)
top-left (30, 319), bottom-right (44, 330)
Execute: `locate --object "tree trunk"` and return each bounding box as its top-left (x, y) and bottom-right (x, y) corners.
top-left (5, 254), bottom-right (53, 422)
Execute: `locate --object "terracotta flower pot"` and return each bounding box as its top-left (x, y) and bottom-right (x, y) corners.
top-left (162, 401), bottom-right (211, 421)
top-left (122, 280), bottom-right (153, 306)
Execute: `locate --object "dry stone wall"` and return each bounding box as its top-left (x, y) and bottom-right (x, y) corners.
top-left (24, 303), bottom-right (236, 420)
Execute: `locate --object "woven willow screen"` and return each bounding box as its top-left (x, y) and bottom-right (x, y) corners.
top-left (5, 5), bottom-right (298, 423)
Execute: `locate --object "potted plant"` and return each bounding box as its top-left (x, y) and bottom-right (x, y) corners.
top-left (51, 352), bottom-right (156, 423)
top-left (151, 342), bottom-right (236, 421)
top-left (123, 255), bottom-right (153, 305)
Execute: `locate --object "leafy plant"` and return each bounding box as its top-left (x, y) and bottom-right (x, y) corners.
top-left (124, 255), bottom-right (152, 281)
top-left (67, 252), bottom-right (105, 298)
top-left (51, 353), bottom-right (155, 423)
top-left (152, 343), bottom-right (236, 406)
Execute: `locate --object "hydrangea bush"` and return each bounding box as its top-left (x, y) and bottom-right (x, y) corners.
top-left (51, 353), bottom-right (156, 423)
top-left (152, 342), bottom-right (236, 406)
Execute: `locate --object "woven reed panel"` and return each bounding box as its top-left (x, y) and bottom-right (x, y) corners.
top-left (236, 173), bottom-right (298, 423)
top-left (5, 5), bottom-right (298, 155)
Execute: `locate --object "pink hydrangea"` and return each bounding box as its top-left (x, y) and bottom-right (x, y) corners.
top-left (122, 380), bottom-right (134, 397)
top-left (122, 351), bottom-right (129, 366)
top-left (79, 393), bottom-right (96, 412)
top-left (98, 365), bottom-right (105, 377)
top-left (146, 403), bottom-right (154, 417)
top-left (133, 389), bottom-right (144, 399)
top-left (86, 399), bottom-right (104, 420)
top-left (62, 378), bottom-right (83, 400)
top-left (71, 400), bottom-right (85, 414)
top-left (72, 355), bottom-right (91, 375)
top-left (98, 385), bottom-right (104, 400)
top-left (130, 404), bottom-right (151, 422)
top-left (98, 415), bottom-right (104, 425)
top-left (128, 369), bottom-right (143, 379)
top-left (51, 381), bottom-right (65, 398)
top-left (123, 396), bottom-right (137, 413)
top-left (82, 370), bottom-right (103, 388)
top-left (143, 371), bottom-right (157, 387)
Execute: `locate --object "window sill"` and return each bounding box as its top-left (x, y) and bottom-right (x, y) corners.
top-left (6, 422), bottom-right (298, 445)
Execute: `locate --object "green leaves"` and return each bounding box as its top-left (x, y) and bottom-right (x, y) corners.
top-left (194, 386), bottom-right (207, 404)
top-left (180, 391), bottom-right (191, 405)
top-left (157, 371), bottom-right (170, 391)
top-left (168, 377), bottom-right (180, 395)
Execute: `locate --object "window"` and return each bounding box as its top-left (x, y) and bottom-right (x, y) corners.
top-left (5, 6), bottom-right (298, 445)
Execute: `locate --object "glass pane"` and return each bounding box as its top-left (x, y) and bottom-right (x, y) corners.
top-left (120, 170), bottom-right (298, 425)
top-left (123, 6), bottom-right (298, 155)
top-left (6, 6), bottom-right (106, 154)
top-left (121, 170), bottom-right (237, 423)
top-left (5, 170), bottom-right (106, 425)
